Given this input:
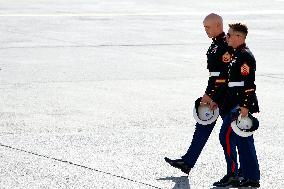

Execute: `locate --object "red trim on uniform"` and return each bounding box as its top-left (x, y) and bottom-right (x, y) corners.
top-left (232, 160), bottom-right (236, 173)
top-left (226, 126), bottom-right (232, 156)
top-left (226, 126), bottom-right (236, 173)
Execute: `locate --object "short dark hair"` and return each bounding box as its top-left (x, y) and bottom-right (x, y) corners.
top-left (228, 23), bottom-right (248, 37)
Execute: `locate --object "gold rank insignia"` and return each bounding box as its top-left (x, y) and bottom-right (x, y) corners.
top-left (222, 52), bottom-right (231, 63)
top-left (241, 63), bottom-right (250, 76)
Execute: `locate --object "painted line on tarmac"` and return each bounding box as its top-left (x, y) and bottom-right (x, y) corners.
top-left (0, 143), bottom-right (162, 189)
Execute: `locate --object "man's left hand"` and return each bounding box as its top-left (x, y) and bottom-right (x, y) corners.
top-left (240, 107), bottom-right (249, 117)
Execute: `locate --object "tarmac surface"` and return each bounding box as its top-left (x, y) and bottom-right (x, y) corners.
top-left (0, 0), bottom-right (284, 188)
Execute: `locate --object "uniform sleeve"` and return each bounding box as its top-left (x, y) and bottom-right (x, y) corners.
top-left (205, 77), bottom-right (216, 97)
top-left (239, 54), bottom-right (259, 113)
top-left (211, 79), bottom-right (228, 105)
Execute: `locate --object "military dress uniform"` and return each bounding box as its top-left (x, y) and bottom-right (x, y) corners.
top-left (218, 43), bottom-right (260, 185)
top-left (180, 32), bottom-right (231, 169)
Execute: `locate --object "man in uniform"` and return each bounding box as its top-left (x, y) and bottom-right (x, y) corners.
top-left (164, 13), bottom-right (232, 174)
top-left (212, 23), bottom-right (260, 188)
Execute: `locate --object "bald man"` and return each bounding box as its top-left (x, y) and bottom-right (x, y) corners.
top-left (165, 13), bottom-right (232, 174)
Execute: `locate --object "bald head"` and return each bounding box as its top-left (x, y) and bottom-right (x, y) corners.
top-left (204, 13), bottom-right (223, 25)
top-left (203, 13), bottom-right (224, 38)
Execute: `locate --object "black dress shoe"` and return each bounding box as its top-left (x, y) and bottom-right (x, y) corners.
top-left (213, 172), bottom-right (239, 187)
top-left (238, 179), bottom-right (260, 188)
top-left (164, 157), bottom-right (191, 174)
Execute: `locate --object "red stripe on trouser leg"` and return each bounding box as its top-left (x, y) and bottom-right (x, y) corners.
top-left (232, 160), bottom-right (236, 173)
top-left (226, 126), bottom-right (236, 173)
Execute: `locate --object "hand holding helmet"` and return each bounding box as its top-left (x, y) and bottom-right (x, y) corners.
top-left (193, 97), bottom-right (219, 126)
top-left (239, 106), bottom-right (249, 118)
top-left (231, 108), bottom-right (259, 137)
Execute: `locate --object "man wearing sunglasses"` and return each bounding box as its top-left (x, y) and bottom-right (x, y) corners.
top-left (213, 23), bottom-right (260, 188)
top-left (164, 13), bottom-right (231, 175)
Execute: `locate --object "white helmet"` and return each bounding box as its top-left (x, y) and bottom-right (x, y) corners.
top-left (193, 97), bottom-right (219, 126)
top-left (231, 113), bottom-right (259, 137)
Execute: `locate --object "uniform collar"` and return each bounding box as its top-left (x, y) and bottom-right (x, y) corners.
top-left (234, 43), bottom-right (246, 51)
top-left (212, 32), bottom-right (225, 42)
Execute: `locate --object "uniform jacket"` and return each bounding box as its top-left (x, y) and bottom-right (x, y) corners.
top-left (226, 43), bottom-right (260, 113)
top-left (205, 32), bottom-right (231, 105)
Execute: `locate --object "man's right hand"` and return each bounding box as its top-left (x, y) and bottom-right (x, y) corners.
top-left (201, 94), bottom-right (212, 105)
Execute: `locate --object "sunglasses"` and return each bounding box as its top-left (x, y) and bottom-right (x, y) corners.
top-left (227, 33), bottom-right (242, 38)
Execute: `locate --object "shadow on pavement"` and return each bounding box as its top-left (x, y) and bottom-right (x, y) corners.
top-left (157, 176), bottom-right (190, 189)
top-left (210, 187), bottom-right (258, 189)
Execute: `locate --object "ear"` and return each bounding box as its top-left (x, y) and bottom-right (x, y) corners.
top-left (216, 22), bottom-right (222, 31)
top-left (215, 22), bottom-right (220, 28)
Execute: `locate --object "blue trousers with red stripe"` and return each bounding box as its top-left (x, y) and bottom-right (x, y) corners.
top-left (237, 133), bottom-right (260, 180)
top-left (220, 109), bottom-right (260, 180)
top-left (181, 121), bottom-right (216, 168)
top-left (219, 113), bottom-right (239, 174)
